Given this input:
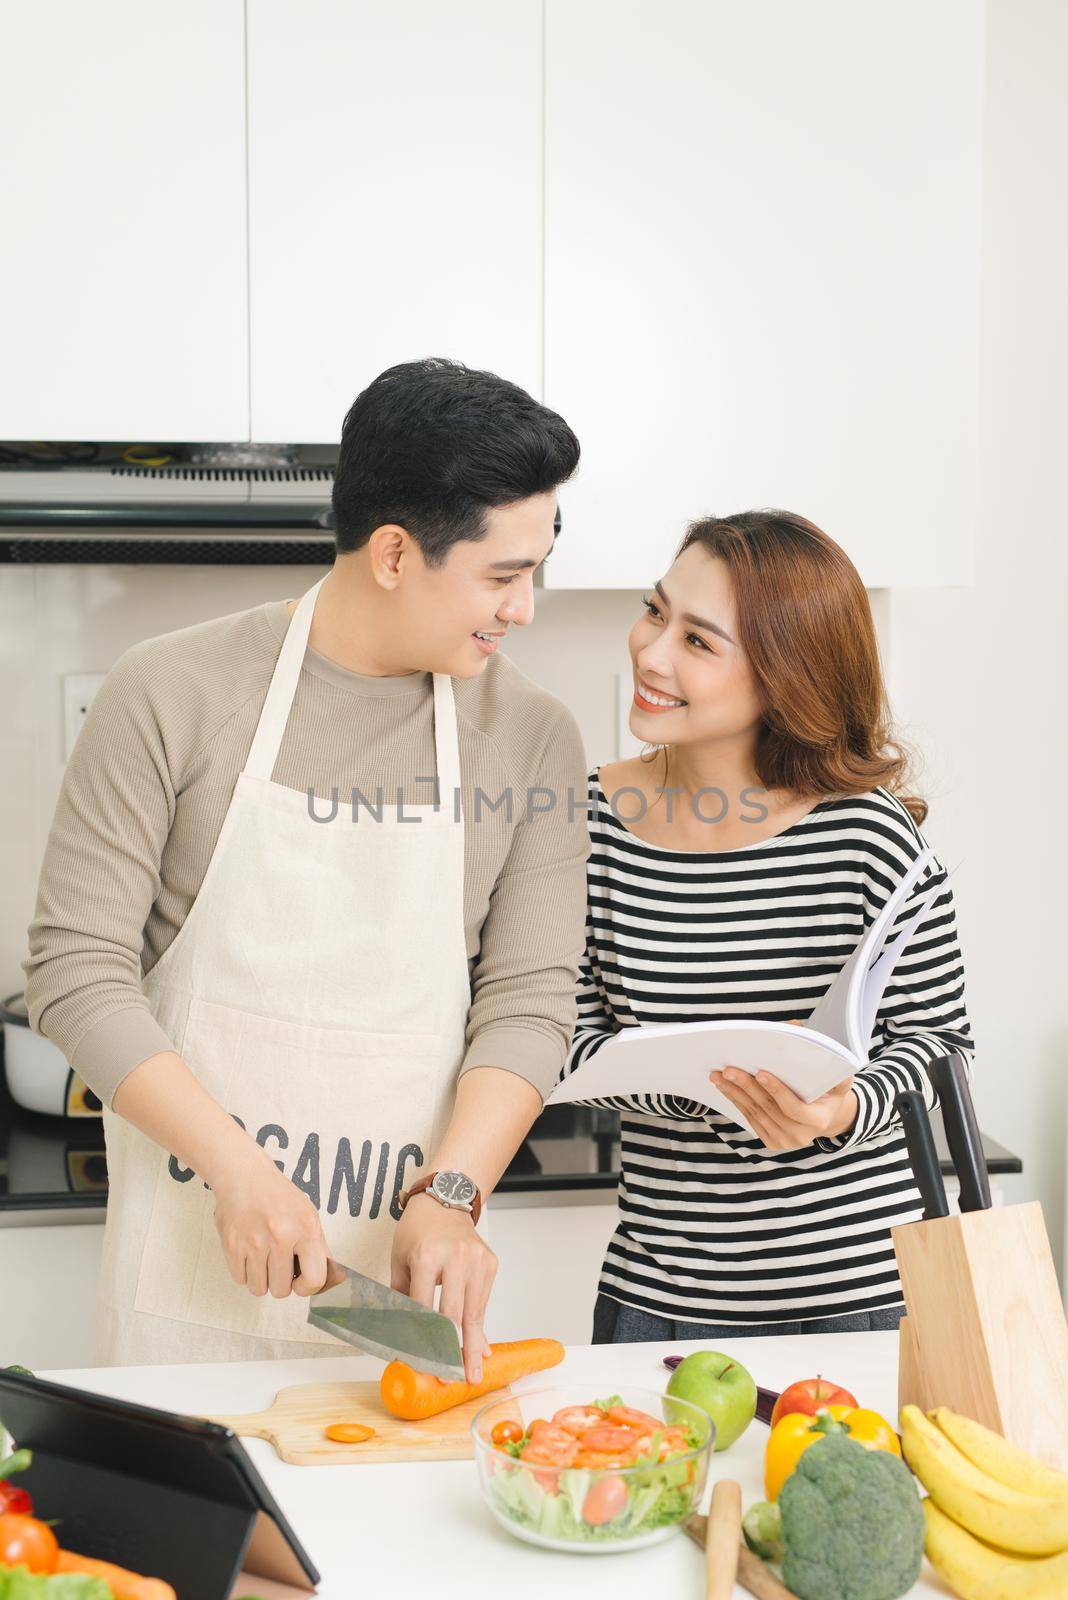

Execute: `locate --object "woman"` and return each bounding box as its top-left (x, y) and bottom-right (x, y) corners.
top-left (564, 509), bottom-right (973, 1343)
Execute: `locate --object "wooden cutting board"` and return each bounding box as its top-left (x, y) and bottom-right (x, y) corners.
top-left (204, 1380), bottom-right (523, 1466)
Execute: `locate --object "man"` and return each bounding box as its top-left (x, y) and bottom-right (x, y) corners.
top-left (24, 358), bottom-right (587, 1376)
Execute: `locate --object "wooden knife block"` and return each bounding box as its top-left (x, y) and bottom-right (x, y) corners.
top-left (892, 1200), bottom-right (1068, 1470)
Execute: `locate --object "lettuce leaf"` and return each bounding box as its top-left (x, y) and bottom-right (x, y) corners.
top-left (0, 1570), bottom-right (114, 1599)
top-left (489, 1458), bottom-right (700, 1544)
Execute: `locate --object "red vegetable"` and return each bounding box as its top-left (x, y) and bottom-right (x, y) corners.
top-left (770, 1375), bottom-right (859, 1430)
top-left (0, 1450), bottom-right (33, 1518)
top-left (0, 1483), bottom-right (33, 1516)
top-left (0, 1512), bottom-right (59, 1573)
top-left (582, 1474), bottom-right (628, 1525)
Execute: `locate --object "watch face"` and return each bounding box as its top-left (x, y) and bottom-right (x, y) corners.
top-left (434, 1170), bottom-right (476, 1206)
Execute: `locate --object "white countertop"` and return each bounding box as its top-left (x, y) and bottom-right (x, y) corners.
top-left (45, 1333), bottom-right (950, 1599)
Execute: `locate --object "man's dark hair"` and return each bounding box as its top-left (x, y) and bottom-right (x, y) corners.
top-left (331, 357), bottom-right (580, 565)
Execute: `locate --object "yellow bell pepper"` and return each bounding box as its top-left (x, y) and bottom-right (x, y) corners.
top-left (764, 1404), bottom-right (901, 1502)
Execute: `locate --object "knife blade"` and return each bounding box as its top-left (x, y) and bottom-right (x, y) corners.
top-left (928, 1050), bottom-right (991, 1212)
top-left (894, 1089), bottom-right (950, 1220)
top-left (308, 1262), bottom-right (466, 1379)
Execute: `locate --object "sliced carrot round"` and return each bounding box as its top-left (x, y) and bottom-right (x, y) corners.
top-left (324, 1422), bottom-right (376, 1444)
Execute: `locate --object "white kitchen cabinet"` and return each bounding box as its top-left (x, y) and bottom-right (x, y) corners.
top-left (0, 2), bottom-right (249, 443)
top-left (486, 1196), bottom-right (619, 1346)
top-left (246, 0), bottom-right (544, 443)
top-left (0, 1220), bottom-right (104, 1371)
top-left (544, 0), bottom-right (985, 590)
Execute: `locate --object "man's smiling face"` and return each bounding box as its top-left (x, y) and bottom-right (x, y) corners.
top-left (391, 489), bottom-right (559, 677)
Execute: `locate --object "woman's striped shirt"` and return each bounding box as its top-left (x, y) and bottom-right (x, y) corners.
top-left (561, 774), bottom-right (974, 1325)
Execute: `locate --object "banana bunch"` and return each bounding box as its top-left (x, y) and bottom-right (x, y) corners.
top-left (900, 1403), bottom-right (1068, 1599)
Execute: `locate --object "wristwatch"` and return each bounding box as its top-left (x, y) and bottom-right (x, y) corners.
top-left (400, 1169), bottom-right (483, 1224)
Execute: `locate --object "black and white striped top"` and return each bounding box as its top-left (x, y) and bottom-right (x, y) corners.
top-left (562, 772), bottom-right (974, 1325)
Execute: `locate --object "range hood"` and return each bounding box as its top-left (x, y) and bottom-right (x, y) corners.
top-left (0, 455), bottom-right (337, 564)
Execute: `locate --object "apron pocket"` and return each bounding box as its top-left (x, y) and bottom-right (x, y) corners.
top-left (132, 1001), bottom-right (462, 1342)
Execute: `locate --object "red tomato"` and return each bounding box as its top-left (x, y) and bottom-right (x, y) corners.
top-left (490, 1419), bottom-right (524, 1447)
top-left (582, 1425), bottom-right (637, 1455)
top-left (770, 1376), bottom-right (860, 1430)
top-left (551, 1405), bottom-right (605, 1437)
top-left (0, 1483), bottom-right (33, 1517)
top-left (0, 1513), bottom-right (59, 1574)
top-left (604, 1405), bottom-right (662, 1432)
top-left (525, 1423), bottom-right (577, 1459)
top-left (572, 1450), bottom-right (632, 1470)
top-left (582, 1474), bottom-right (629, 1526)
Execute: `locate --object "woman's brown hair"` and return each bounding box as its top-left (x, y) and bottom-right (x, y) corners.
top-left (649, 509), bottom-right (926, 824)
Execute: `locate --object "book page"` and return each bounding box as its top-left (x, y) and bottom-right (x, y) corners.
top-left (805, 846), bottom-right (933, 1055)
top-left (549, 1019), bottom-right (858, 1135)
top-left (857, 872), bottom-right (949, 1045)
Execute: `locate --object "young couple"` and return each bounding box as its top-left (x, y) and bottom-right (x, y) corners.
top-left (25, 358), bottom-right (972, 1374)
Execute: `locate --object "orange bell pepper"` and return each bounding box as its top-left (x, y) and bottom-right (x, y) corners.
top-left (764, 1404), bottom-right (900, 1502)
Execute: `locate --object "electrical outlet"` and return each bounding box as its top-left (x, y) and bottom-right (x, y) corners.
top-left (63, 673), bottom-right (106, 762)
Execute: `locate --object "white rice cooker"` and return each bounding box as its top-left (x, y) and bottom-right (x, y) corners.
top-left (1, 992), bottom-right (102, 1118)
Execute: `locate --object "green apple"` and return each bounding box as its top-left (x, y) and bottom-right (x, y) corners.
top-left (666, 1349), bottom-right (758, 1452)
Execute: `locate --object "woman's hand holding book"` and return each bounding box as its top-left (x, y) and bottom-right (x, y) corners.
top-left (709, 1063), bottom-right (859, 1151)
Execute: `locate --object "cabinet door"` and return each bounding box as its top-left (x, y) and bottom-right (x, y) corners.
top-left (0, 2), bottom-right (248, 442)
top-left (486, 1201), bottom-right (619, 1345)
top-left (544, 0), bottom-right (985, 589)
top-left (247, 0), bottom-right (543, 443)
top-left (0, 1224), bottom-right (104, 1371)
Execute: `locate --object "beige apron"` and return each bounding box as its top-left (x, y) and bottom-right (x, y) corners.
top-left (95, 576), bottom-right (478, 1365)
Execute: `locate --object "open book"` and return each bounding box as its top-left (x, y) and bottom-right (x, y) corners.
top-left (548, 847), bottom-right (945, 1132)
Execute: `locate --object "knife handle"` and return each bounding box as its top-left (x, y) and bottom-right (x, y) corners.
top-left (927, 1051), bottom-right (991, 1212)
top-left (895, 1090), bottom-right (950, 1220)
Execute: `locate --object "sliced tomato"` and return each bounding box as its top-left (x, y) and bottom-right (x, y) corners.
top-left (551, 1405), bottom-right (606, 1436)
top-left (572, 1449), bottom-right (634, 1469)
top-left (519, 1440), bottom-right (570, 1493)
top-left (581, 1424), bottom-right (638, 1455)
top-left (605, 1404), bottom-right (663, 1432)
top-left (526, 1422), bottom-right (578, 1458)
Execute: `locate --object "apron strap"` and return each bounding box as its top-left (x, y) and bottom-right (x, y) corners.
top-left (245, 579), bottom-right (464, 805)
top-left (243, 577), bottom-right (326, 781)
top-left (431, 673), bottom-right (462, 808)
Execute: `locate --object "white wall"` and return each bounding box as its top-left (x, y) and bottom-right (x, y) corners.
top-left (885, 0), bottom-right (1068, 1276)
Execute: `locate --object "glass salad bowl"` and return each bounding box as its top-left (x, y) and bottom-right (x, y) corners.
top-left (470, 1384), bottom-right (713, 1553)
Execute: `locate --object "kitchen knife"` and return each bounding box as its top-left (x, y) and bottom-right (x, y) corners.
top-left (894, 1090), bottom-right (950, 1220)
top-left (308, 1262), bottom-right (466, 1380)
top-left (927, 1050), bottom-right (991, 1212)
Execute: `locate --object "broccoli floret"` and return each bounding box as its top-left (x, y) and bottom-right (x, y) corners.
top-left (777, 1435), bottom-right (924, 1600)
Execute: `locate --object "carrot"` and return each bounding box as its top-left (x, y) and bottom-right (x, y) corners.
top-left (55, 1547), bottom-right (177, 1599)
top-left (380, 1338), bottom-right (565, 1420)
top-left (324, 1421), bottom-right (376, 1443)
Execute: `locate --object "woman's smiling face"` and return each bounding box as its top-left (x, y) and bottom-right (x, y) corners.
top-left (628, 542), bottom-right (765, 748)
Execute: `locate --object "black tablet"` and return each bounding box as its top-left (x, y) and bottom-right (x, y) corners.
top-left (0, 1368), bottom-right (320, 1598)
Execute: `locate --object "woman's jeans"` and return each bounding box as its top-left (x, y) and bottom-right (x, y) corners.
top-left (592, 1291), bottom-right (905, 1344)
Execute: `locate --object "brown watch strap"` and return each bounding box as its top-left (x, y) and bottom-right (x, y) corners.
top-left (402, 1171), bottom-right (482, 1225)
